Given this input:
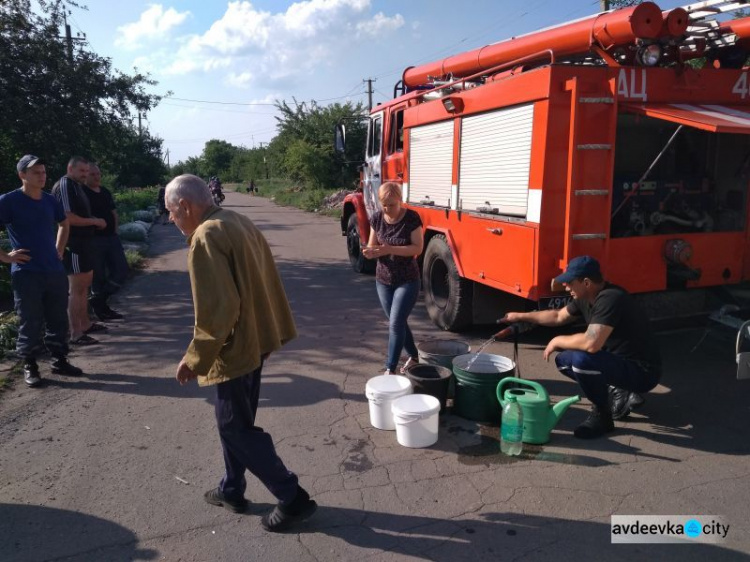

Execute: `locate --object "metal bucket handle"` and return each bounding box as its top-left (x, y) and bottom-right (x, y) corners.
top-left (736, 320), bottom-right (750, 357)
top-left (496, 376), bottom-right (548, 407)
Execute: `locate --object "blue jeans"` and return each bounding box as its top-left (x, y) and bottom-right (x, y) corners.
top-left (13, 270), bottom-right (69, 359)
top-left (376, 279), bottom-right (420, 372)
top-left (555, 350), bottom-right (661, 410)
top-left (215, 365), bottom-right (299, 504)
top-left (90, 235), bottom-right (129, 298)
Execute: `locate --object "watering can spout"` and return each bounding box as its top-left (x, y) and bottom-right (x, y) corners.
top-left (550, 394), bottom-right (581, 427)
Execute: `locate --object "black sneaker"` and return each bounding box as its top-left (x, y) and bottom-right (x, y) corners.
top-left (629, 392), bottom-right (646, 409)
top-left (261, 486), bottom-right (317, 533)
top-left (574, 405), bottom-right (615, 439)
top-left (608, 386), bottom-right (632, 420)
top-left (51, 357), bottom-right (83, 377)
top-left (99, 308), bottom-right (124, 321)
top-left (23, 359), bottom-right (42, 387)
top-left (203, 487), bottom-right (248, 514)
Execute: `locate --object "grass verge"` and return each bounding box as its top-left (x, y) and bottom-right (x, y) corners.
top-left (235, 178), bottom-right (344, 219)
top-left (125, 248), bottom-right (146, 270)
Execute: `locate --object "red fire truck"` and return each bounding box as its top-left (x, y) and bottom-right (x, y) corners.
top-left (339, 0), bottom-right (750, 331)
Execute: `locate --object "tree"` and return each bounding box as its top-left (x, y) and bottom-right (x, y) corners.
top-left (0, 0), bottom-right (166, 188)
top-left (270, 99), bottom-right (367, 190)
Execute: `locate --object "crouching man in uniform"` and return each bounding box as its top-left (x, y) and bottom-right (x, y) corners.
top-left (166, 174), bottom-right (317, 532)
top-left (501, 256), bottom-right (662, 439)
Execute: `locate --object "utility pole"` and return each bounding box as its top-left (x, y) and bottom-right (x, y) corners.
top-left (600, 0), bottom-right (610, 11)
top-left (138, 112), bottom-right (142, 137)
top-left (259, 142), bottom-right (269, 180)
top-left (61, 12), bottom-right (85, 64)
top-left (364, 78), bottom-right (376, 111)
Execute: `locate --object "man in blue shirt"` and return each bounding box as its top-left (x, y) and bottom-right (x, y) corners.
top-left (0, 155), bottom-right (84, 386)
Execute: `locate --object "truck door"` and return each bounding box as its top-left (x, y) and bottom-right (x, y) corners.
top-left (364, 112), bottom-right (384, 217)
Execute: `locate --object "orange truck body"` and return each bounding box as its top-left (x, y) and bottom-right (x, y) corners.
top-left (341, 1), bottom-right (750, 329)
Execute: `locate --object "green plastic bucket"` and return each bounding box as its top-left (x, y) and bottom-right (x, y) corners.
top-left (452, 353), bottom-right (516, 423)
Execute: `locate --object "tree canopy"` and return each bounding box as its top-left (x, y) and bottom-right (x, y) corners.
top-left (0, 0), bottom-right (167, 189)
top-left (171, 99), bottom-right (367, 191)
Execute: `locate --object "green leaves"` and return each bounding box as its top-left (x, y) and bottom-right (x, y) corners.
top-left (0, 0), bottom-right (167, 189)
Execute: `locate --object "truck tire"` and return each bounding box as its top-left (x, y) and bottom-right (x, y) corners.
top-left (346, 213), bottom-right (375, 274)
top-left (422, 234), bottom-right (473, 331)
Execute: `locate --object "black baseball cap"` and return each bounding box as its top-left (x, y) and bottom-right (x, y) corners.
top-left (554, 256), bottom-right (601, 284)
top-left (17, 154), bottom-right (44, 172)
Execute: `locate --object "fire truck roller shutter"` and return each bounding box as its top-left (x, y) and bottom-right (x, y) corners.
top-left (459, 104), bottom-right (534, 217)
top-left (408, 120), bottom-right (454, 208)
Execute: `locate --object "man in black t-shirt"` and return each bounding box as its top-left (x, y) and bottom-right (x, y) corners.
top-left (53, 156), bottom-right (108, 345)
top-left (500, 256), bottom-right (662, 439)
top-left (84, 164), bottom-right (128, 321)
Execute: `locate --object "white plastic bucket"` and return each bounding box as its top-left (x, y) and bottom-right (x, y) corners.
top-left (391, 394), bottom-right (441, 448)
top-left (365, 375), bottom-right (413, 430)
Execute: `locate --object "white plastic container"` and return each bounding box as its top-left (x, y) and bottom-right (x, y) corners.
top-left (365, 375), bottom-right (413, 430)
top-left (391, 394), bottom-right (441, 448)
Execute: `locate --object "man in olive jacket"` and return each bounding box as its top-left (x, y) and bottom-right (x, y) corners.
top-left (165, 174), bottom-right (316, 532)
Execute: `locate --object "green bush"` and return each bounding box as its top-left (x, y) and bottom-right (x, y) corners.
top-left (0, 312), bottom-right (18, 360)
top-left (124, 248), bottom-right (145, 269)
top-left (114, 186), bottom-right (159, 223)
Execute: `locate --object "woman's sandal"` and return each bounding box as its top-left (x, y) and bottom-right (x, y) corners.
top-left (400, 356), bottom-right (419, 374)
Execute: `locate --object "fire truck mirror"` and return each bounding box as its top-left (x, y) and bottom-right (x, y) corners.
top-left (334, 123), bottom-right (346, 154)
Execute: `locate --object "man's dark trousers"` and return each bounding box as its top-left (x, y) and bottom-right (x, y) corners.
top-left (13, 270), bottom-right (69, 359)
top-left (215, 364), bottom-right (299, 504)
top-left (555, 350), bottom-right (660, 409)
top-left (90, 234), bottom-right (129, 300)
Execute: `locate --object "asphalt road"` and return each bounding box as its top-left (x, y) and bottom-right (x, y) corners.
top-left (0, 191), bottom-right (748, 561)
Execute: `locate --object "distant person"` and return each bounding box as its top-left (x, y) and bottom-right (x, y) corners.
top-left (0, 155), bottom-right (84, 386)
top-left (165, 174), bottom-right (317, 532)
top-left (362, 182), bottom-right (423, 374)
top-left (84, 164), bottom-right (128, 321)
top-left (157, 185), bottom-right (168, 225)
top-left (248, 179), bottom-right (256, 194)
top-left (52, 156), bottom-right (107, 345)
top-left (499, 256), bottom-right (662, 439)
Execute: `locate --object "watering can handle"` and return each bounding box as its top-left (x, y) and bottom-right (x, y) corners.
top-left (496, 377), bottom-right (548, 406)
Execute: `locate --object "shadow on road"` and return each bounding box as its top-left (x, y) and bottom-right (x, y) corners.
top-left (0, 503), bottom-right (158, 562)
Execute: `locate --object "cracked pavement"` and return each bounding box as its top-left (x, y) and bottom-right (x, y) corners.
top-left (0, 191), bottom-right (749, 561)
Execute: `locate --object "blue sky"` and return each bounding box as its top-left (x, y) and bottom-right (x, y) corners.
top-left (70, 0), bottom-right (690, 164)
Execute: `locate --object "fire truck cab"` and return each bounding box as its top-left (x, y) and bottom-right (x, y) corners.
top-left (341, 0), bottom-right (750, 332)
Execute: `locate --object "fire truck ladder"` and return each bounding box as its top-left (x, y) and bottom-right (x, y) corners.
top-left (562, 78), bottom-right (618, 266)
top-left (681, 0), bottom-right (750, 52)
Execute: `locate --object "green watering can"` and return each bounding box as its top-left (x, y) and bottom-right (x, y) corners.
top-left (496, 377), bottom-right (581, 445)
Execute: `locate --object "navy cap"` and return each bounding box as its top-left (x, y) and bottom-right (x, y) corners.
top-left (554, 256), bottom-right (601, 284)
top-left (17, 154), bottom-right (44, 172)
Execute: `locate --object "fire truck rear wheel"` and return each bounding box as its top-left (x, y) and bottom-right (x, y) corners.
top-left (422, 234), bottom-right (473, 331)
top-left (347, 213), bottom-right (375, 274)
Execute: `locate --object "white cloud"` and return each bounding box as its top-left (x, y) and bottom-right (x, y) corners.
top-left (140, 0), bottom-right (403, 83)
top-left (115, 5), bottom-right (191, 50)
top-left (356, 12), bottom-right (404, 37)
top-left (226, 71), bottom-right (255, 88)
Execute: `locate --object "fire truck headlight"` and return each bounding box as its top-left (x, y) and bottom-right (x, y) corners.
top-left (637, 44), bottom-right (662, 66)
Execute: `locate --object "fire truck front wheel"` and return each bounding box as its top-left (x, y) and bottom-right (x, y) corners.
top-left (347, 213), bottom-right (375, 274)
top-left (422, 235), bottom-right (473, 331)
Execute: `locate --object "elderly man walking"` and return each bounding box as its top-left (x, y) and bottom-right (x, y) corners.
top-left (165, 174), bottom-right (317, 532)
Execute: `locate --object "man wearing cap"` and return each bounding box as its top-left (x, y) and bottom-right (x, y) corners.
top-left (52, 156), bottom-right (107, 345)
top-left (500, 256), bottom-right (662, 439)
top-left (0, 155), bottom-right (84, 387)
